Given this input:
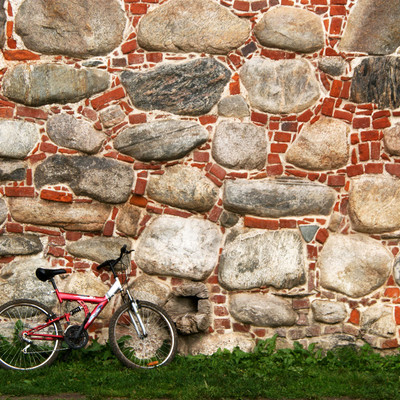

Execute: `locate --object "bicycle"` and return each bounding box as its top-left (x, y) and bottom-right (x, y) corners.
top-left (0, 245), bottom-right (178, 371)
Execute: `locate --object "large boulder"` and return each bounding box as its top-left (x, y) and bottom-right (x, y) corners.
top-left (137, 0), bottom-right (250, 54)
top-left (15, 0), bottom-right (126, 58)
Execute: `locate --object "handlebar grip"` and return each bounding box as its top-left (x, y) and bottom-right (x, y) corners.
top-left (96, 261), bottom-right (111, 271)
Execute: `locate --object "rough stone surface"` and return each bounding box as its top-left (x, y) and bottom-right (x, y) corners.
top-left (146, 165), bottom-right (219, 212)
top-left (218, 95), bottom-right (250, 118)
top-left (223, 178), bottom-right (336, 218)
top-left (116, 203), bottom-right (143, 237)
top-left (212, 122), bottom-right (267, 170)
top-left (179, 333), bottom-right (255, 356)
top-left (339, 0), bottom-right (400, 55)
top-left (318, 57), bottom-right (347, 76)
top-left (99, 106), bottom-right (126, 129)
top-left (135, 215), bottom-right (223, 281)
top-left (66, 237), bottom-right (131, 264)
top-left (240, 58), bottom-right (320, 114)
top-left (393, 256), bottom-right (400, 287)
top-left (219, 229), bottom-right (306, 290)
top-left (0, 0), bottom-right (6, 48)
top-left (15, 0), bottom-right (126, 58)
top-left (299, 225), bottom-right (319, 243)
top-left (130, 275), bottom-right (171, 306)
top-left (0, 161), bottom-right (27, 182)
top-left (3, 64), bottom-right (110, 107)
top-left (220, 211), bottom-right (240, 228)
top-left (114, 120), bottom-right (208, 162)
top-left (0, 234), bottom-right (43, 257)
top-left (360, 304), bottom-right (396, 338)
top-left (0, 120), bottom-right (39, 159)
top-left (319, 234), bottom-right (392, 298)
top-left (311, 300), bottom-right (347, 324)
top-left (307, 334), bottom-right (362, 352)
top-left (120, 59), bottom-right (231, 116)
top-left (137, 0), bottom-right (250, 55)
top-left (383, 123), bottom-right (400, 156)
top-left (285, 118), bottom-right (350, 171)
top-left (350, 57), bottom-right (400, 109)
top-left (0, 198), bottom-right (6, 226)
top-left (9, 198), bottom-right (111, 232)
top-left (254, 7), bottom-right (324, 53)
top-left (34, 155), bottom-right (134, 204)
top-left (229, 293), bottom-right (297, 327)
top-left (349, 175), bottom-right (400, 233)
top-left (47, 114), bottom-right (105, 154)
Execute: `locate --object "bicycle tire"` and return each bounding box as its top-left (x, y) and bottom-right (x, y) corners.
top-left (109, 301), bottom-right (177, 369)
top-left (0, 299), bottom-right (62, 371)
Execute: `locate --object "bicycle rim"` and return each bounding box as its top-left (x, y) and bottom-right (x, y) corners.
top-left (0, 299), bottom-right (61, 371)
top-left (109, 301), bottom-right (177, 369)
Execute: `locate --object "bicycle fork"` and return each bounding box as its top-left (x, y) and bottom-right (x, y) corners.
top-left (125, 292), bottom-right (148, 339)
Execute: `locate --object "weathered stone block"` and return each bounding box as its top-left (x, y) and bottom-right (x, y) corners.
top-left (0, 234), bottom-right (42, 257)
top-left (0, 198), bottom-right (6, 226)
top-left (130, 275), bottom-right (171, 306)
top-left (116, 203), bottom-right (143, 237)
top-left (311, 300), bottom-right (347, 324)
top-left (0, 161), bottom-right (27, 182)
top-left (360, 304), bottom-right (396, 339)
top-left (383, 123), bottom-right (400, 156)
top-left (218, 95), bottom-right (250, 118)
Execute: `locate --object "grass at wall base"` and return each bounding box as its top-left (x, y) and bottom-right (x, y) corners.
top-left (0, 335), bottom-right (399, 400)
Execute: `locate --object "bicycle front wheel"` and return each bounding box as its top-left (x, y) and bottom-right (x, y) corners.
top-left (109, 301), bottom-right (177, 369)
top-left (0, 299), bottom-right (61, 371)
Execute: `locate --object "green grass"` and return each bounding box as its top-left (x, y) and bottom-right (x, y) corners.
top-left (1, 336), bottom-right (400, 400)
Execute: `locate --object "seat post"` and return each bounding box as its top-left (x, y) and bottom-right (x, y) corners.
top-left (49, 278), bottom-right (58, 291)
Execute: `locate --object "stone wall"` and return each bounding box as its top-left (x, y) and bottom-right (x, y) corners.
top-left (0, 0), bottom-right (400, 354)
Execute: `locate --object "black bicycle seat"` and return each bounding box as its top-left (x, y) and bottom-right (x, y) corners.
top-left (36, 268), bottom-right (66, 282)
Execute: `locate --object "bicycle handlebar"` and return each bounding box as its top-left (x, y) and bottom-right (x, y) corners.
top-left (96, 245), bottom-right (134, 272)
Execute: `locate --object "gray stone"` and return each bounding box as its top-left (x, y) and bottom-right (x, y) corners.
top-left (3, 64), bottom-right (110, 107)
top-left (0, 0), bottom-right (6, 48)
top-left (120, 59), bottom-right (231, 116)
top-left (130, 275), bottom-right (171, 306)
top-left (0, 160), bottom-right (26, 182)
top-left (393, 256), bottom-right (400, 287)
top-left (212, 122), bottom-right (267, 170)
top-left (285, 118), bottom-right (350, 171)
top-left (229, 293), bottom-right (297, 327)
top-left (218, 95), bottom-right (250, 118)
top-left (360, 304), bottom-right (396, 339)
top-left (179, 332), bottom-right (254, 356)
top-left (350, 57), bottom-right (400, 109)
top-left (240, 58), bottom-right (320, 114)
top-left (99, 106), bottom-right (126, 129)
top-left (318, 57), bottom-right (347, 76)
top-left (9, 198), bottom-right (111, 232)
top-left (34, 155), bottom-right (134, 204)
top-left (254, 7), bottom-right (324, 53)
top-left (307, 334), bottom-right (362, 352)
top-left (0, 234), bottom-right (43, 257)
top-left (223, 178), bottom-right (336, 218)
top-left (116, 203), bottom-right (143, 237)
top-left (0, 198), bottom-right (6, 225)
top-left (135, 215), bottom-right (223, 281)
top-left (311, 300), bottom-right (347, 324)
top-left (383, 123), bottom-right (400, 156)
top-left (66, 237), bottom-right (131, 264)
top-left (15, 0), bottom-right (126, 59)
top-left (0, 120), bottom-right (39, 159)
top-left (349, 175), bottom-right (400, 233)
top-left (47, 114), bottom-right (105, 154)
top-left (146, 165), bottom-right (219, 213)
top-left (114, 120), bottom-right (208, 162)
top-left (219, 229), bottom-right (306, 290)
top-left (137, 0), bottom-right (250, 55)
top-left (339, 0), bottom-right (400, 55)
top-left (319, 234), bottom-right (392, 298)
top-left (220, 211), bottom-right (239, 228)
top-left (299, 225), bottom-right (319, 243)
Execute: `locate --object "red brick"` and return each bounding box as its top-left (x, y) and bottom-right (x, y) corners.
top-left (386, 164), bottom-right (400, 178)
top-left (40, 189), bottom-right (73, 203)
top-left (229, 80), bottom-right (240, 95)
top-left (384, 288), bottom-right (400, 298)
top-left (274, 131), bottom-right (292, 142)
top-left (360, 130), bottom-right (379, 141)
top-left (193, 151), bottom-right (210, 163)
top-left (280, 219), bottom-right (297, 229)
top-left (298, 109), bottom-right (313, 122)
top-left (214, 319), bottom-right (231, 330)
top-left (6, 223), bottom-right (23, 233)
top-left (372, 117), bottom-right (391, 129)
top-left (199, 115), bottom-right (218, 125)
top-left (47, 246), bottom-right (64, 257)
top-left (103, 220), bottom-right (114, 237)
top-left (40, 142), bottom-right (58, 153)
top-left (358, 143), bottom-right (370, 161)
top-left (330, 80), bottom-right (342, 97)
top-left (328, 175), bottom-right (345, 187)
top-left (146, 53), bottom-right (163, 63)
top-left (208, 206), bottom-right (223, 223)
top-left (352, 117), bottom-right (370, 129)
top-left (5, 186), bottom-right (35, 197)
top-left (346, 164), bottom-right (363, 177)
top-left (333, 109), bottom-right (353, 123)
top-left (209, 164), bottom-right (226, 180)
top-left (0, 108), bottom-right (14, 119)
top-left (251, 0), bottom-right (267, 11)
top-left (233, 323), bottom-right (250, 332)
top-left (315, 228), bottom-right (329, 244)
top-left (17, 106), bottom-right (47, 120)
top-left (321, 98), bottom-right (335, 116)
top-left (130, 195), bottom-right (148, 208)
top-left (270, 143), bottom-right (288, 153)
top-left (91, 87), bottom-right (125, 110)
top-left (267, 164), bottom-right (284, 176)
top-left (292, 299), bottom-right (310, 310)
top-left (251, 111), bottom-right (268, 125)
top-left (330, 17), bottom-right (342, 35)
top-left (26, 226), bottom-right (61, 236)
top-left (129, 113), bottom-right (147, 124)
top-left (365, 163), bottom-right (383, 174)
top-left (164, 208), bottom-right (192, 218)
top-left (130, 3), bottom-right (148, 13)
top-left (371, 142), bottom-right (381, 159)
top-left (121, 40), bottom-right (138, 54)
top-left (134, 178), bottom-right (147, 195)
top-left (211, 295), bottom-right (226, 304)
top-left (128, 53), bottom-right (145, 64)
top-left (233, 0), bottom-right (249, 11)
top-left (214, 306), bottom-right (229, 317)
top-left (395, 307), bottom-right (400, 324)
top-left (381, 339), bottom-right (398, 349)
top-left (244, 216), bottom-right (279, 230)
top-left (348, 309), bottom-right (360, 325)
top-left (3, 50), bottom-right (40, 61)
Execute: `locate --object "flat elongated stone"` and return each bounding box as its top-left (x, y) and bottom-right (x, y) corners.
top-left (9, 198), bottom-right (111, 232)
top-left (254, 7), bottom-right (324, 53)
top-left (285, 118), bottom-right (350, 171)
top-left (120, 59), bottom-right (231, 116)
top-left (212, 122), bottom-right (267, 170)
top-left (34, 155), bottom-right (134, 204)
top-left (349, 175), bottom-right (400, 233)
top-left (47, 114), bottom-right (105, 154)
top-left (223, 178), bottom-right (336, 218)
top-left (339, 0), bottom-right (400, 55)
top-left (3, 64), bottom-right (110, 107)
top-left (319, 234), bottom-right (392, 298)
top-left (219, 229), bottom-right (306, 290)
top-left (240, 58), bottom-right (320, 114)
top-left (114, 120), bottom-right (208, 162)
top-left (0, 120), bottom-right (39, 159)
top-left (138, 0), bottom-right (250, 54)
top-left (135, 215), bottom-right (223, 281)
top-left (229, 293), bottom-right (297, 327)
top-left (15, 0), bottom-right (126, 58)
top-left (0, 234), bottom-right (42, 256)
top-left (350, 57), bottom-right (400, 109)
top-left (0, 161), bottom-right (26, 182)
top-left (147, 165), bottom-right (218, 212)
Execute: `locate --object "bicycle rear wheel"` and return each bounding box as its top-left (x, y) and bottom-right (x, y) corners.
top-left (0, 299), bottom-right (61, 371)
top-left (109, 301), bottom-right (177, 369)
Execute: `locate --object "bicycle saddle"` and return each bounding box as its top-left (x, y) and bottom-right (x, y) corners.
top-left (36, 268), bottom-right (66, 282)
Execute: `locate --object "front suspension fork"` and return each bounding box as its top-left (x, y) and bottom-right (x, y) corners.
top-left (126, 292), bottom-right (147, 338)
